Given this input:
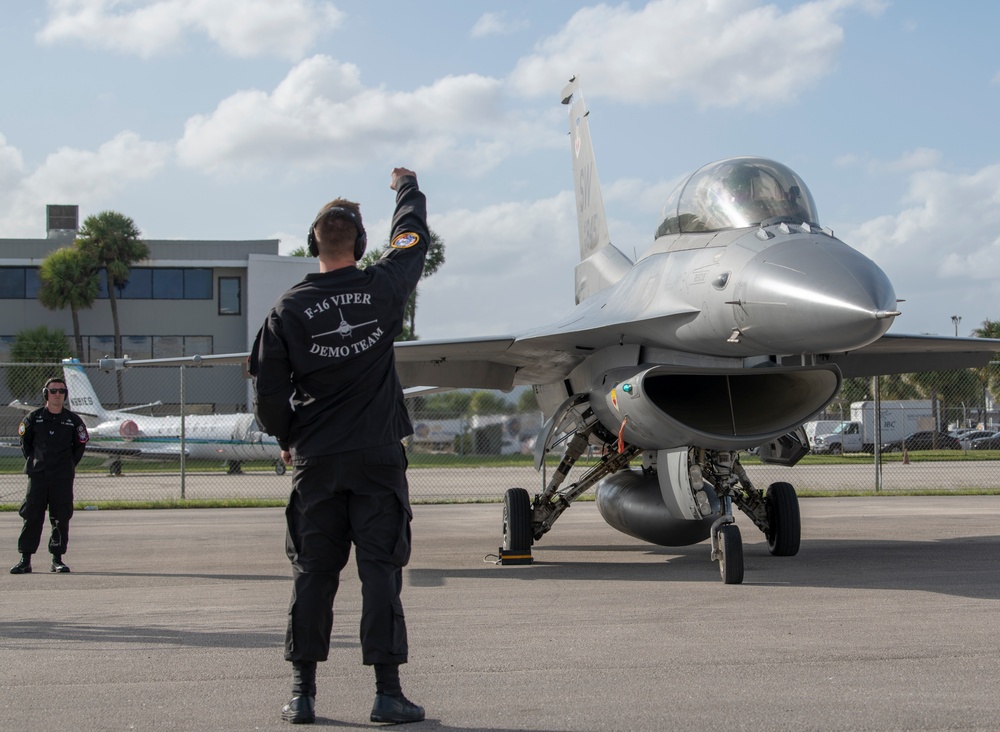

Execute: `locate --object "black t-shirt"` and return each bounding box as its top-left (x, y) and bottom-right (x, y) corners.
top-left (251, 176), bottom-right (429, 459)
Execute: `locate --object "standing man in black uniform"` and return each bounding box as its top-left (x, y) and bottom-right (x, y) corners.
top-left (251, 167), bottom-right (428, 725)
top-left (10, 376), bottom-right (89, 574)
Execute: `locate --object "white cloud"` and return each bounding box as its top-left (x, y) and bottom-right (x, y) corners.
top-left (0, 132), bottom-right (171, 237)
top-left (176, 55), bottom-right (560, 176)
top-left (847, 163), bottom-right (1000, 333)
top-left (272, 229), bottom-right (307, 256)
top-left (0, 134), bottom-right (26, 192)
top-left (471, 12), bottom-right (528, 38)
top-left (509, 0), bottom-right (877, 108)
top-left (870, 147), bottom-right (943, 173)
top-left (417, 192), bottom-right (579, 339)
top-left (37, 0), bottom-right (343, 60)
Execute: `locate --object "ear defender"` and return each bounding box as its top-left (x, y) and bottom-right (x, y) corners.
top-left (42, 379), bottom-right (66, 401)
top-left (307, 206), bottom-right (367, 260)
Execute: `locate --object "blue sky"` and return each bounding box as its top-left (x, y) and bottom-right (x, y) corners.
top-left (2, 0), bottom-right (999, 341)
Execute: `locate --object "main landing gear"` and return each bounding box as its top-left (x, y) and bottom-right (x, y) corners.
top-left (498, 411), bottom-right (802, 583)
top-left (501, 409), bottom-right (641, 563)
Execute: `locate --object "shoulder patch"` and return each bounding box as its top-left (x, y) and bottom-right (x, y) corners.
top-left (17, 421), bottom-right (26, 437)
top-left (390, 232), bottom-right (420, 250)
top-left (77, 423), bottom-right (89, 443)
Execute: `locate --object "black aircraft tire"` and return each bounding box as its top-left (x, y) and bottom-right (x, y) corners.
top-left (502, 487), bottom-right (533, 551)
top-left (719, 524), bottom-right (744, 585)
top-left (765, 481), bottom-right (801, 556)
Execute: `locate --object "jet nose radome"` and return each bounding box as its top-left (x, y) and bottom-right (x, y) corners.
top-left (733, 235), bottom-right (898, 353)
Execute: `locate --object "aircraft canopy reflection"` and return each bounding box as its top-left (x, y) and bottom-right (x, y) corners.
top-left (657, 157), bottom-right (819, 236)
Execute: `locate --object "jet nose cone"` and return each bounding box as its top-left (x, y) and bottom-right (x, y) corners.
top-left (734, 234), bottom-right (897, 352)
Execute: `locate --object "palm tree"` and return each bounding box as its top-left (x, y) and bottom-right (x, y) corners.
top-left (971, 318), bottom-right (1000, 417)
top-left (360, 229), bottom-right (446, 342)
top-left (76, 211), bottom-right (149, 404)
top-left (403, 231), bottom-right (445, 341)
top-left (38, 247), bottom-right (99, 359)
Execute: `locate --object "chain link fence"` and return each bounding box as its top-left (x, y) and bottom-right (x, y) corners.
top-left (1, 362), bottom-right (998, 506)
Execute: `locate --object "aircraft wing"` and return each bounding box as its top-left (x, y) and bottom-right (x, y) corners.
top-left (394, 289), bottom-right (703, 391)
top-left (1, 440), bottom-right (187, 460)
top-left (84, 443), bottom-right (190, 460)
top-left (806, 333), bottom-right (1000, 378)
top-left (394, 337), bottom-right (523, 390)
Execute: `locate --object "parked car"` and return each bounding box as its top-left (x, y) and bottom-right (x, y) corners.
top-left (957, 430), bottom-right (998, 449)
top-left (880, 431), bottom-right (962, 452)
top-left (969, 432), bottom-right (1000, 450)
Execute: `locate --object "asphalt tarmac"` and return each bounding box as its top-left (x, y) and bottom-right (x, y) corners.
top-left (2, 496), bottom-right (1000, 731)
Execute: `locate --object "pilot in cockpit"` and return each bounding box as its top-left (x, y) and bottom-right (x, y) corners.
top-left (719, 164), bottom-right (807, 227)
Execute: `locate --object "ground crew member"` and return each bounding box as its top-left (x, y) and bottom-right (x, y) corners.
top-left (10, 376), bottom-right (89, 574)
top-left (251, 167), bottom-right (428, 725)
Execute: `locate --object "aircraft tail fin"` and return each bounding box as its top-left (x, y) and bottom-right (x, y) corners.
top-left (61, 358), bottom-right (110, 421)
top-left (561, 76), bottom-right (633, 304)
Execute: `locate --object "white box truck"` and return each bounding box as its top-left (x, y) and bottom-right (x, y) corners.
top-left (811, 401), bottom-right (935, 454)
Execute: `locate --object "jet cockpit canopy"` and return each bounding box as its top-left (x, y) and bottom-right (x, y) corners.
top-left (656, 157), bottom-right (819, 236)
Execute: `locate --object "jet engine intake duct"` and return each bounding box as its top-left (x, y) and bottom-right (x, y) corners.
top-left (590, 363), bottom-right (841, 451)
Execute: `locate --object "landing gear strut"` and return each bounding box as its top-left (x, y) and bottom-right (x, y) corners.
top-left (696, 450), bottom-right (801, 583)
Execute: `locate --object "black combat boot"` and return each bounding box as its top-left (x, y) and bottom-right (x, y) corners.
top-left (370, 693), bottom-right (425, 724)
top-left (51, 555), bottom-right (71, 573)
top-left (281, 660), bottom-right (316, 724)
top-left (281, 695), bottom-right (315, 724)
top-left (10, 554), bottom-right (32, 574)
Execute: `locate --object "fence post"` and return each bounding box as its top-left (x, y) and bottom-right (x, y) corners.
top-left (873, 375), bottom-right (882, 493)
top-left (180, 365), bottom-right (186, 500)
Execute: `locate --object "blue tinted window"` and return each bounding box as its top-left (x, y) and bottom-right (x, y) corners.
top-left (91, 267), bottom-right (219, 299)
top-left (119, 268), bottom-right (152, 299)
top-left (25, 268), bottom-right (41, 298)
top-left (184, 269), bottom-right (212, 298)
top-left (0, 268), bottom-right (25, 298)
top-left (153, 269), bottom-right (184, 299)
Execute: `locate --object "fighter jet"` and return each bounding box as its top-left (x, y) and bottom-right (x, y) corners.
top-left (388, 76), bottom-right (1000, 583)
top-left (102, 77), bottom-right (999, 584)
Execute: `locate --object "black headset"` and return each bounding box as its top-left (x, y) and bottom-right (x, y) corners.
top-left (307, 206), bottom-right (367, 260)
top-left (42, 377), bottom-right (67, 401)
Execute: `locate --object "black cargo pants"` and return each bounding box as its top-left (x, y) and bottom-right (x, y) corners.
top-left (284, 442), bottom-right (412, 666)
top-left (18, 473), bottom-right (74, 556)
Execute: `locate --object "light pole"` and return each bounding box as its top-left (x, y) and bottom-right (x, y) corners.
top-left (951, 315), bottom-right (962, 337)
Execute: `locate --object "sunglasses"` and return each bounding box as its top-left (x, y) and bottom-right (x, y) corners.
top-left (47, 388), bottom-right (68, 394)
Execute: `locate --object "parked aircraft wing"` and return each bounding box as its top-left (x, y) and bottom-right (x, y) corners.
top-left (805, 333), bottom-right (1000, 378)
top-left (78, 444), bottom-right (185, 459)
